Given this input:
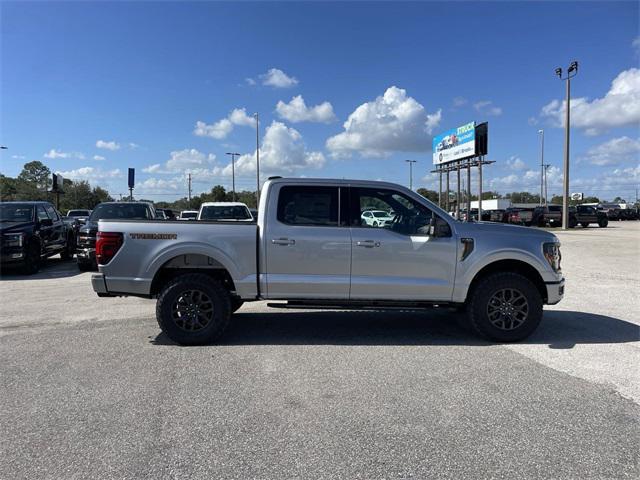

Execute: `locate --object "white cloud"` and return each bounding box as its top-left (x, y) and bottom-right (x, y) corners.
top-left (245, 77), bottom-right (256, 86)
top-left (128, 142), bottom-right (140, 149)
top-left (633, 36), bottom-right (640, 54)
top-left (581, 136), bottom-right (640, 166)
top-left (143, 163), bottom-right (162, 173)
top-left (137, 177), bottom-right (182, 192)
top-left (143, 149), bottom-right (216, 174)
top-left (452, 96), bottom-right (467, 107)
top-left (218, 121), bottom-right (324, 177)
top-left (507, 156), bottom-right (526, 170)
top-left (326, 86), bottom-right (441, 158)
top-left (44, 149), bottom-right (84, 159)
top-left (194, 107), bottom-right (255, 140)
top-left (58, 166), bottom-right (121, 180)
top-left (93, 155), bottom-right (106, 161)
top-left (194, 119), bottom-right (233, 139)
top-left (96, 140), bottom-right (120, 150)
top-left (11, 154), bottom-right (26, 159)
top-left (474, 100), bottom-right (502, 116)
top-left (259, 68), bottom-right (298, 88)
top-left (276, 95), bottom-right (336, 123)
top-left (541, 68), bottom-right (640, 135)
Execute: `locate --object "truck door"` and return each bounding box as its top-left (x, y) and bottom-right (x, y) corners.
top-left (264, 184), bottom-right (351, 299)
top-left (349, 187), bottom-right (457, 301)
top-left (44, 204), bottom-right (66, 252)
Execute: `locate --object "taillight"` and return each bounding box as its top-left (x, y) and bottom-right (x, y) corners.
top-left (96, 232), bottom-right (123, 265)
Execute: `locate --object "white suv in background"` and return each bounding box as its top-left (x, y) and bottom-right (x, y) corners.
top-left (178, 210), bottom-right (198, 220)
top-left (361, 209), bottom-right (394, 227)
top-left (197, 202), bottom-right (253, 221)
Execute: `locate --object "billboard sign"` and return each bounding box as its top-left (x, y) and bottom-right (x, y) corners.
top-left (50, 173), bottom-right (65, 192)
top-left (571, 192), bottom-right (583, 201)
top-left (432, 121), bottom-right (476, 165)
top-left (128, 168), bottom-right (135, 189)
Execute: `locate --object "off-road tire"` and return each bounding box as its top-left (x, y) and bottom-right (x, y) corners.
top-left (77, 261), bottom-right (92, 272)
top-left (22, 242), bottom-right (41, 275)
top-left (467, 272), bottom-right (543, 342)
top-left (598, 218), bottom-right (608, 228)
top-left (60, 234), bottom-right (75, 260)
top-left (156, 273), bottom-right (231, 345)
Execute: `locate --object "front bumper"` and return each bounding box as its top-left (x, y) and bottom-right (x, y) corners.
top-left (77, 247), bottom-right (96, 263)
top-left (545, 278), bottom-right (565, 305)
top-left (0, 246), bottom-right (26, 265)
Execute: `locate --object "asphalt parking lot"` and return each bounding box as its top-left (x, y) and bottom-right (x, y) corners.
top-left (1, 222), bottom-right (638, 479)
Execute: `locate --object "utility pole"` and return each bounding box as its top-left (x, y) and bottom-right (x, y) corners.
top-left (538, 129), bottom-right (545, 205)
top-left (405, 159), bottom-right (417, 190)
top-left (254, 113), bottom-right (260, 205)
top-left (556, 61), bottom-right (578, 230)
top-left (188, 173), bottom-right (192, 208)
top-left (226, 152), bottom-right (240, 202)
top-left (543, 164), bottom-right (551, 207)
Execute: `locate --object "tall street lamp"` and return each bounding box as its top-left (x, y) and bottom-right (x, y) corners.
top-left (543, 164), bottom-right (551, 207)
top-left (556, 60), bottom-right (578, 230)
top-left (225, 152), bottom-right (240, 201)
top-left (254, 113), bottom-right (260, 205)
top-left (538, 129), bottom-right (544, 205)
top-left (405, 159), bottom-right (417, 190)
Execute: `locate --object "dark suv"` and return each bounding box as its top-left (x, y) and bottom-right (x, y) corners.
top-left (0, 201), bottom-right (75, 274)
top-left (502, 207), bottom-right (534, 226)
top-left (77, 202), bottom-right (156, 271)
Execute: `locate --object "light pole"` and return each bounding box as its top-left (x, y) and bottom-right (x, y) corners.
top-left (543, 164), bottom-right (551, 207)
top-left (225, 152), bottom-right (240, 201)
top-left (556, 61), bottom-right (578, 230)
top-left (405, 159), bottom-right (417, 190)
top-left (538, 129), bottom-right (544, 205)
top-left (254, 113), bottom-right (260, 205)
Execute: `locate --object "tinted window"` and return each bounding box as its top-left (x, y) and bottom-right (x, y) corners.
top-left (68, 210), bottom-right (90, 217)
top-left (548, 206), bottom-right (562, 212)
top-left (352, 188), bottom-right (434, 235)
top-left (0, 204), bottom-right (34, 222)
top-left (200, 205), bottom-right (252, 220)
top-left (90, 203), bottom-right (151, 220)
top-left (277, 186), bottom-right (339, 226)
top-left (45, 205), bottom-right (59, 221)
top-left (37, 206), bottom-right (49, 221)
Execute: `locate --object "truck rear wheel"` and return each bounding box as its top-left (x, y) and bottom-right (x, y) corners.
top-left (467, 272), bottom-right (542, 342)
top-left (598, 218), bottom-right (608, 228)
top-left (156, 273), bottom-right (231, 345)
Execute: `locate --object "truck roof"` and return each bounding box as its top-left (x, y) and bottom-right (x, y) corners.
top-left (200, 202), bottom-right (249, 207)
top-left (266, 177), bottom-right (415, 189)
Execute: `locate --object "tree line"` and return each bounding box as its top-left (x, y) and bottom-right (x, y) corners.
top-left (0, 161), bottom-right (113, 211)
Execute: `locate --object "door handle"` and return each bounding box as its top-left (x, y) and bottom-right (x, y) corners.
top-left (356, 240), bottom-right (380, 248)
top-left (272, 238), bottom-right (295, 246)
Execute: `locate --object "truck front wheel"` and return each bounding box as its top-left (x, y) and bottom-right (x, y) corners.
top-left (467, 272), bottom-right (543, 342)
top-left (156, 273), bottom-right (231, 345)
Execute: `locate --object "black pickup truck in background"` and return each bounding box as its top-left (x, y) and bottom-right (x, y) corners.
top-left (569, 205), bottom-right (608, 228)
top-left (532, 205), bottom-right (563, 227)
top-left (0, 201), bottom-right (75, 274)
top-left (77, 201), bottom-right (157, 271)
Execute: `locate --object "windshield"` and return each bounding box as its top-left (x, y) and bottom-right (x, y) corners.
top-left (68, 210), bottom-right (90, 217)
top-left (0, 204), bottom-right (35, 222)
top-left (200, 205), bottom-right (252, 220)
top-left (89, 203), bottom-right (151, 221)
top-left (372, 211), bottom-right (390, 218)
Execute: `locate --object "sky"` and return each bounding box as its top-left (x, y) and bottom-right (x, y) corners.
top-left (1, 0), bottom-right (639, 202)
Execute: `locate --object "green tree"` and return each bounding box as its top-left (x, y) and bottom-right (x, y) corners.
top-left (18, 161), bottom-right (51, 189)
top-left (416, 188), bottom-right (439, 203)
top-left (0, 174), bottom-right (18, 200)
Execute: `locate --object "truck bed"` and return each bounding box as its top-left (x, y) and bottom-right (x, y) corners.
top-left (95, 219), bottom-right (258, 298)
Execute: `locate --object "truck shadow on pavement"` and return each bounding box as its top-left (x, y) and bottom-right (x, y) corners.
top-left (151, 309), bottom-right (639, 348)
top-left (0, 257), bottom-right (85, 281)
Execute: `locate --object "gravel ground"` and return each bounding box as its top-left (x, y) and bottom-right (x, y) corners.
top-left (1, 221), bottom-right (638, 479)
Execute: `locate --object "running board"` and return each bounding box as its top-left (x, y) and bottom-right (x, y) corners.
top-left (266, 301), bottom-right (458, 311)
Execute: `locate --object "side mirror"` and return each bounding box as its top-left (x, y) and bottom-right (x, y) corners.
top-left (428, 216), bottom-right (437, 237)
top-left (40, 218), bottom-right (53, 227)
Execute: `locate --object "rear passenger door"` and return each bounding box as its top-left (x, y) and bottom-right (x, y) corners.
top-left (264, 185), bottom-right (351, 299)
top-left (44, 204), bottom-right (66, 252)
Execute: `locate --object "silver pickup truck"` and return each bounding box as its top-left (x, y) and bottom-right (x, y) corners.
top-left (92, 178), bottom-right (564, 345)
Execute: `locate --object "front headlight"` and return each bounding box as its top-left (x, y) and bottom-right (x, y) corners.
top-left (3, 233), bottom-right (24, 247)
top-left (543, 242), bottom-right (561, 273)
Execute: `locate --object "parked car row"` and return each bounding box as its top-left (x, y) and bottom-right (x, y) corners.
top-left (449, 203), bottom-right (632, 229)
